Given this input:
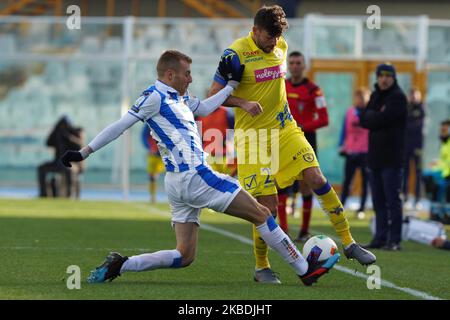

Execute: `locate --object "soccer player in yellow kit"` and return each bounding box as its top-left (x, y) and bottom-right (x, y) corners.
top-left (209, 5), bottom-right (376, 283)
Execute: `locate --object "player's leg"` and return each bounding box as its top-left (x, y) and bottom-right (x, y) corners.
top-left (295, 181), bottom-right (313, 242)
top-left (277, 187), bottom-right (290, 232)
top-left (225, 189), bottom-right (339, 285)
top-left (253, 194), bottom-right (279, 283)
top-left (149, 174), bottom-right (156, 203)
top-left (87, 222), bottom-right (198, 283)
top-left (290, 180), bottom-right (300, 215)
top-left (302, 166), bottom-right (376, 265)
top-left (296, 132), bottom-right (317, 241)
top-left (121, 222), bottom-right (197, 272)
top-left (148, 155), bottom-right (162, 203)
top-left (235, 158), bottom-right (280, 282)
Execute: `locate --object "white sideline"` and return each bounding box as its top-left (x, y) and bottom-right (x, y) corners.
top-left (145, 205), bottom-right (443, 301)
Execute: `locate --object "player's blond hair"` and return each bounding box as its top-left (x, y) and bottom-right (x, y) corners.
top-left (157, 50), bottom-right (192, 77)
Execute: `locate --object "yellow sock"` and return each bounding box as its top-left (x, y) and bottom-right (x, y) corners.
top-left (314, 182), bottom-right (354, 247)
top-left (150, 179), bottom-right (156, 203)
top-left (252, 224), bottom-right (270, 269)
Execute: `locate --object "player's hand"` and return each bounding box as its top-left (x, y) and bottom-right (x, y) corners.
top-left (61, 150), bottom-right (84, 168)
top-left (218, 55), bottom-right (245, 89)
top-left (241, 101), bottom-right (263, 117)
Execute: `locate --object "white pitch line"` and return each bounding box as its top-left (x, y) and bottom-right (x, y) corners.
top-left (145, 205), bottom-right (443, 300)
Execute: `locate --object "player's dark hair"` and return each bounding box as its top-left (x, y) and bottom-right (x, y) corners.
top-left (254, 5), bottom-right (288, 37)
top-left (441, 119), bottom-right (450, 126)
top-left (157, 50), bottom-right (192, 77)
top-left (289, 51), bottom-right (303, 58)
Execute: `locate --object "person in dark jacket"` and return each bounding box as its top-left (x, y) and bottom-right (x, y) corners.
top-left (359, 63), bottom-right (408, 251)
top-left (403, 88), bottom-right (425, 207)
top-left (37, 116), bottom-right (84, 198)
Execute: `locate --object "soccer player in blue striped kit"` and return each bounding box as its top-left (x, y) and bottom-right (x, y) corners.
top-left (61, 50), bottom-right (340, 286)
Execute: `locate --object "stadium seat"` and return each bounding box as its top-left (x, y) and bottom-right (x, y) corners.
top-left (0, 34), bottom-right (16, 54)
top-left (104, 37), bottom-right (123, 54)
top-left (80, 36), bottom-right (102, 54)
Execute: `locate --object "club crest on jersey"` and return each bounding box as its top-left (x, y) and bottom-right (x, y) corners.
top-left (274, 48), bottom-right (283, 59)
top-left (303, 153), bottom-right (315, 163)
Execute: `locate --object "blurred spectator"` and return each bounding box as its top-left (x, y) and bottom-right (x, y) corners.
top-left (359, 63), bottom-right (408, 251)
top-left (196, 106), bottom-right (237, 176)
top-left (403, 88), bottom-right (425, 207)
top-left (37, 116), bottom-right (84, 198)
top-left (339, 87), bottom-right (370, 219)
top-left (142, 125), bottom-right (164, 204)
top-left (431, 237), bottom-right (450, 250)
top-left (423, 120), bottom-right (450, 223)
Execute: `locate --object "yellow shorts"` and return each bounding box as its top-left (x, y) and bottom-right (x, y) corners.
top-left (236, 126), bottom-right (319, 197)
top-left (147, 154), bottom-right (165, 175)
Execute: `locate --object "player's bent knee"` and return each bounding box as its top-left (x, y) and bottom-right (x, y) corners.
top-left (313, 176), bottom-right (327, 190)
top-left (176, 247), bottom-right (196, 268)
top-left (305, 171), bottom-right (327, 190)
top-left (254, 205), bottom-right (271, 224)
top-left (181, 256), bottom-right (195, 267)
top-left (261, 202), bottom-right (277, 216)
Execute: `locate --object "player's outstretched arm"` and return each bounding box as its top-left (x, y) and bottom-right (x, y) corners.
top-left (60, 113), bottom-right (139, 167)
top-left (193, 55), bottom-right (258, 117)
top-left (209, 50), bottom-right (263, 117)
top-left (208, 82), bottom-right (262, 117)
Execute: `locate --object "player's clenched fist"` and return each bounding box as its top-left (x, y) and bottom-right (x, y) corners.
top-left (241, 101), bottom-right (263, 117)
top-left (217, 55), bottom-right (245, 89)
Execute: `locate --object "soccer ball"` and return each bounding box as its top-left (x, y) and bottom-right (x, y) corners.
top-left (302, 235), bottom-right (338, 264)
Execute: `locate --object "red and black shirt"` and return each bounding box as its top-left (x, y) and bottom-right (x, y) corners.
top-left (286, 78), bottom-right (329, 133)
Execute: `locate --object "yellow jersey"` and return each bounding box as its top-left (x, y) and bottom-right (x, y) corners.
top-left (214, 31), bottom-right (295, 132)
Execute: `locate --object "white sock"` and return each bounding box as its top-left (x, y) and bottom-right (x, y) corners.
top-left (256, 216), bottom-right (308, 276)
top-left (120, 249), bottom-right (182, 273)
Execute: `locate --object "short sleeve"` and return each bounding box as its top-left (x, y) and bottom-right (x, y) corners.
top-left (128, 91), bottom-right (160, 121)
top-left (213, 48), bottom-right (241, 86)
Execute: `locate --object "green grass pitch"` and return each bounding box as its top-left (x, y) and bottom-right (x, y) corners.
top-left (0, 198), bottom-right (448, 300)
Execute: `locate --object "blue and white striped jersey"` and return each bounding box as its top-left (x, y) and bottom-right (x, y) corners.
top-left (128, 80), bottom-right (205, 172)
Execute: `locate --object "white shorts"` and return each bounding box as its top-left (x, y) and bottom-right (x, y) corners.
top-left (164, 164), bottom-right (242, 226)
